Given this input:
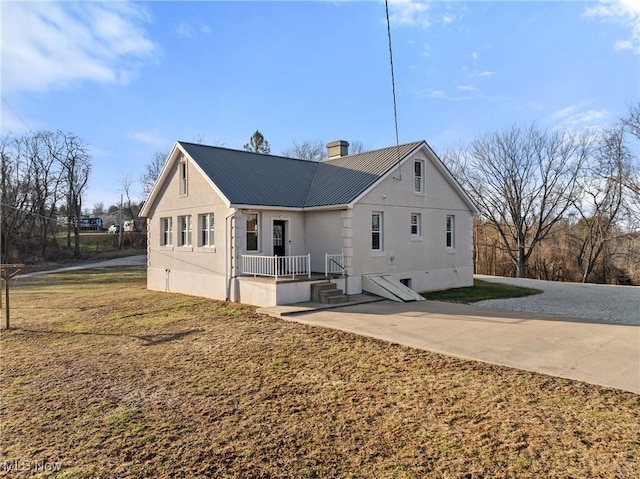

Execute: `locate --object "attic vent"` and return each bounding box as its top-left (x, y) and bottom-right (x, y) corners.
top-left (327, 140), bottom-right (349, 159)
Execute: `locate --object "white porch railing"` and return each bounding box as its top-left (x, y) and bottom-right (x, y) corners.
top-left (241, 254), bottom-right (311, 281)
top-left (325, 253), bottom-right (346, 277)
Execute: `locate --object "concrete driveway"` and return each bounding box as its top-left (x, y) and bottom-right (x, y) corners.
top-left (261, 299), bottom-right (639, 394)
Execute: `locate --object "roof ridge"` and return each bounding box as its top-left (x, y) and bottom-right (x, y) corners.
top-left (177, 141), bottom-right (320, 165)
top-left (322, 140), bottom-right (423, 163)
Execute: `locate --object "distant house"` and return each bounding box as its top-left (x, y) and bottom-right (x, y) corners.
top-left (139, 140), bottom-right (479, 307)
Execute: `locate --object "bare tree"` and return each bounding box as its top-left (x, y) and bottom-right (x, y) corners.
top-left (282, 139), bottom-right (366, 161)
top-left (571, 125), bottom-right (631, 282)
top-left (1, 131), bottom-right (91, 261)
top-left (140, 151), bottom-right (166, 199)
top-left (621, 101), bottom-right (640, 140)
top-left (349, 140), bottom-right (365, 154)
top-left (58, 134), bottom-right (91, 258)
top-left (282, 140), bottom-right (326, 161)
top-left (92, 202), bottom-right (105, 216)
top-left (0, 135), bottom-right (31, 263)
top-left (446, 123), bottom-right (589, 278)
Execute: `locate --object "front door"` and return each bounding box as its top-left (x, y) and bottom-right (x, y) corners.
top-left (273, 220), bottom-right (286, 257)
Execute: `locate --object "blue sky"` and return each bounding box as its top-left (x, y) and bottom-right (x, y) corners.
top-left (1, 0), bottom-right (638, 209)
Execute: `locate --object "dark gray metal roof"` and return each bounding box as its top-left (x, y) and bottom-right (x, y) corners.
top-left (178, 140), bottom-right (425, 208)
top-left (323, 141), bottom-right (423, 175)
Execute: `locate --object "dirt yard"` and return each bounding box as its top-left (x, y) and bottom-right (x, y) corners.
top-left (1, 266), bottom-right (638, 478)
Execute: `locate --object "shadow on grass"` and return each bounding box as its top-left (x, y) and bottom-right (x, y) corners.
top-left (14, 328), bottom-right (201, 347)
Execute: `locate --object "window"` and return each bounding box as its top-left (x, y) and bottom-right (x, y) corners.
top-left (414, 160), bottom-right (424, 194)
top-left (246, 213), bottom-right (259, 251)
top-left (199, 213), bottom-right (214, 247)
top-left (446, 215), bottom-right (455, 248)
top-left (178, 215), bottom-right (192, 247)
top-left (371, 212), bottom-right (383, 251)
top-left (161, 217), bottom-right (172, 246)
top-left (179, 159), bottom-right (188, 196)
top-left (410, 213), bottom-right (421, 236)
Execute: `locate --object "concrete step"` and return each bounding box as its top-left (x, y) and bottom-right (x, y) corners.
top-left (324, 294), bottom-right (349, 304)
top-left (311, 282), bottom-right (347, 304)
top-left (320, 288), bottom-right (344, 298)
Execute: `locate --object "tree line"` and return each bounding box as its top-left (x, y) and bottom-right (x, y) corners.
top-left (3, 115), bottom-right (638, 287)
top-left (1, 130), bottom-right (91, 263)
top-left (445, 103), bottom-right (640, 284)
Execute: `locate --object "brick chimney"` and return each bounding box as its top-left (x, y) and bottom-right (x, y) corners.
top-left (326, 140), bottom-right (349, 159)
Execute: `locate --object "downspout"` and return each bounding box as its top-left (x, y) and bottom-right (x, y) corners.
top-left (225, 209), bottom-right (237, 301)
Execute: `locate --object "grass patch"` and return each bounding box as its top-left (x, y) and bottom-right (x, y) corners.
top-left (1, 268), bottom-right (637, 478)
top-left (422, 278), bottom-right (542, 303)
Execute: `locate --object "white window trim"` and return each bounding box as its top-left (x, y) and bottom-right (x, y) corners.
top-left (371, 212), bottom-right (383, 252)
top-left (413, 159), bottom-right (425, 195)
top-left (161, 217), bottom-right (173, 249)
top-left (179, 159), bottom-right (188, 197)
top-left (410, 213), bottom-right (423, 241)
top-left (178, 215), bottom-right (192, 249)
top-left (246, 212), bottom-right (260, 252)
top-left (198, 213), bottom-right (215, 250)
top-left (446, 214), bottom-right (456, 251)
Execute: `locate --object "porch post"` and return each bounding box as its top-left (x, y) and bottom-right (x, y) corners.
top-left (274, 255), bottom-right (278, 282)
top-left (307, 253), bottom-right (311, 278)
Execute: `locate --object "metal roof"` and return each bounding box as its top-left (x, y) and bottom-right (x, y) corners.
top-left (178, 140), bottom-right (425, 208)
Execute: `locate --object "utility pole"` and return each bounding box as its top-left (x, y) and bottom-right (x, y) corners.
top-left (118, 194), bottom-right (123, 249)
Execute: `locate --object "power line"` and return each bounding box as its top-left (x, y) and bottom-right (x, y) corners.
top-left (385, 0), bottom-right (402, 179)
top-left (1, 97), bottom-right (33, 132)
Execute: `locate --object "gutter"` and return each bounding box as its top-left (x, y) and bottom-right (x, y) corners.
top-left (225, 209), bottom-right (237, 302)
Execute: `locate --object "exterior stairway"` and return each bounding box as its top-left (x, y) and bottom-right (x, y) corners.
top-left (311, 282), bottom-right (349, 304)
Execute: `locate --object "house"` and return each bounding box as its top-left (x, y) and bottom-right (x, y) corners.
top-left (139, 140), bottom-right (479, 307)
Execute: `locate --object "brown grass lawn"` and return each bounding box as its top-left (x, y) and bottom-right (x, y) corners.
top-left (1, 266), bottom-right (638, 478)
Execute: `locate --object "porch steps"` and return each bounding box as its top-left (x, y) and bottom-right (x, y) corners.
top-left (311, 282), bottom-right (349, 304)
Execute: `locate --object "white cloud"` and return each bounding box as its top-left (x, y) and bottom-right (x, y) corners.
top-left (470, 52), bottom-right (479, 60)
top-left (422, 44), bottom-right (432, 57)
top-left (175, 21), bottom-right (196, 39)
top-left (131, 131), bottom-right (168, 148)
top-left (476, 70), bottom-right (496, 77)
top-left (583, 0), bottom-right (640, 53)
top-left (0, 2), bottom-right (158, 94)
top-left (456, 84), bottom-right (477, 92)
top-left (550, 106), bottom-right (610, 129)
top-left (614, 39), bottom-right (633, 50)
top-left (442, 14), bottom-right (453, 25)
top-left (175, 21), bottom-right (211, 39)
top-left (551, 104), bottom-right (579, 120)
top-left (388, 0), bottom-right (431, 28)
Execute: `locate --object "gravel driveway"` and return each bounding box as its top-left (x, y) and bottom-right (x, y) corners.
top-left (475, 275), bottom-right (640, 325)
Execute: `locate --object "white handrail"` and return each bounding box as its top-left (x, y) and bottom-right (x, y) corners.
top-left (325, 253), bottom-right (345, 276)
top-left (241, 254), bottom-right (311, 280)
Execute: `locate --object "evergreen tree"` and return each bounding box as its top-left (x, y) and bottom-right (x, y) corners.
top-left (244, 130), bottom-right (271, 154)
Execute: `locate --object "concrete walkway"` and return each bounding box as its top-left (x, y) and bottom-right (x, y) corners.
top-left (259, 299), bottom-right (640, 394)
